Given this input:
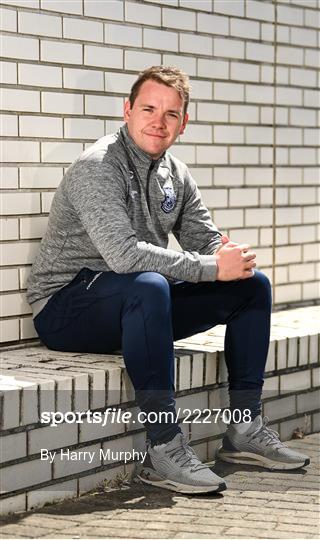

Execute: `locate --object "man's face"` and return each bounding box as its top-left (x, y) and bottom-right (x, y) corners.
top-left (124, 80), bottom-right (188, 159)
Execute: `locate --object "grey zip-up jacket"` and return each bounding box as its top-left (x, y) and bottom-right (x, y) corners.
top-left (27, 125), bottom-right (222, 312)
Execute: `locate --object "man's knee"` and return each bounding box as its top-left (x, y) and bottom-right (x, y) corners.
top-left (133, 271), bottom-right (170, 302)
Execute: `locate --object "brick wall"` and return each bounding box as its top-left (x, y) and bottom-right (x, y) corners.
top-left (1, 0), bottom-right (319, 345)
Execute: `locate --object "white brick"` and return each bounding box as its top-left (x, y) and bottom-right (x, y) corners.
top-left (105, 119), bottom-right (123, 133)
top-left (275, 167), bottom-right (302, 185)
top-left (85, 95), bottom-right (124, 117)
top-left (124, 50), bottom-right (161, 71)
top-left (302, 243), bottom-right (320, 262)
top-left (214, 82), bottom-right (244, 101)
top-left (304, 89), bottom-right (320, 108)
top-left (288, 263), bottom-right (315, 282)
top-left (20, 216), bottom-right (48, 239)
top-left (214, 37), bottom-right (244, 59)
top-left (246, 84), bottom-right (273, 104)
top-left (29, 422), bottom-right (78, 454)
top-left (214, 167), bottom-right (244, 186)
top-left (84, 45), bottom-right (123, 69)
top-left (230, 146), bottom-right (259, 164)
top-left (291, 107), bottom-right (317, 126)
top-left (63, 67), bottom-right (104, 91)
top-left (280, 370), bottom-right (311, 395)
top-left (196, 146), bottom-right (228, 164)
top-left (0, 0), bottom-right (38, 6)
top-left (180, 0), bottom-right (211, 10)
top-left (230, 105), bottom-right (259, 123)
top-left (1, 141), bottom-right (40, 163)
top-left (163, 54), bottom-right (196, 76)
top-left (0, 268), bottom-right (19, 291)
top-left (1, 88), bottom-right (40, 112)
top-left (213, 209), bottom-right (244, 228)
top-left (230, 188), bottom-right (258, 207)
top-left (27, 479), bottom-right (77, 512)
top-left (277, 45), bottom-right (304, 66)
top-left (290, 187), bottom-right (317, 205)
top-left (20, 116), bottom-right (63, 138)
top-left (181, 124), bottom-right (212, 143)
top-left (41, 0), bottom-right (83, 14)
top-left (276, 245), bottom-right (302, 265)
top-left (105, 72), bottom-right (137, 94)
top-left (41, 191), bottom-right (54, 212)
top-left (171, 144), bottom-right (195, 164)
top-left (303, 281), bottom-right (320, 300)
top-left (0, 217), bottom-right (18, 240)
top-left (197, 102), bottom-right (228, 122)
top-left (276, 86), bottom-right (302, 106)
top-left (189, 167), bottom-right (212, 186)
top-left (290, 68), bottom-right (317, 88)
top-left (245, 208), bottom-right (272, 226)
top-left (246, 127), bottom-right (273, 144)
top-left (214, 0), bottom-right (244, 17)
top-left (303, 206), bottom-right (320, 224)
top-left (260, 187), bottom-right (289, 206)
top-left (2, 459), bottom-right (51, 493)
top-left (19, 63), bottom-right (62, 88)
top-left (180, 33), bottom-right (211, 55)
top-left (214, 125), bottom-right (244, 143)
top-left (276, 127), bottom-right (303, 145)
top-left (187, 79), bottom-right (211, 101)
top-left (0, 291), bottom-right (31, 316)
top-left (276, 207), bottom-right (302, 226)
top-left (64, 118), bottom-right (104, 140)
top-left (290, 147), bottom-right (317, 165)
top-left (278, 4), bottom-right (304, 25)
top-left (230, 62), bottom-right (259, 82)
top-left (0, 319), bottom-right (19, 343)
top-left (229, 228), bottom-right (258, 245)
top-left (197, 58), bottom-right (228, 79)
top-left (20, 166), bottom-right (62, 188)
top-left (1, 167), bottom-right (18, 188)
top-left (0, 61), bottom-right (17, 84)
top-left (126, 1), bottom-right (160, 25)
top-left (197, 12), bottom-right (228, 34)
top-left (305, 7), bottom-right (320, 28)
top-left (247, 41), bottom-right (274, 63)
top-left (303, 168), bottom-right (319, 185)
top-left (63, 17), bottom-right (103, 42)
top-left (19, 11), bottom-right (62, 37)
top-left (42, 91), bottom-right (83, 115)
top-left (304, 128), bottom-right (318, 146)
top-left (1, 34), bottom-right (39, 60)
top-left (0, 7), bottom-right (17, 31)
top-left (305, 48), bottom-right (320, 68)
top-left (261, 147), bottom-right (288, 165)
top-left (292, 26), bottom-right (318, 46)
top-left (0, 114), bottom-right (18, 136)
top-left (84, 0), bottom-right (123, 20)
top-left (105, 22), bottom-right (142, 47)
top-left (41, 39), bottom-right (82, 64)
top-left (246, 0), bottom-right (274, 21)
top-left (260, 227), bottom-right (288, 246)
top-left (200, 188), bottom-right (227, 207)
top-left (41, 141), bottom-right (82, 163)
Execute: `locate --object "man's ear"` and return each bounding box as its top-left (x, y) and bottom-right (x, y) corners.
top-left (124, 99), bottom-right (131, 122)
top-left (179, 112), bottom-right (189, 135)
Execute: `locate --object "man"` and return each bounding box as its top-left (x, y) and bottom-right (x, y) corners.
top-left (27, 66), bottom-right (310, 495)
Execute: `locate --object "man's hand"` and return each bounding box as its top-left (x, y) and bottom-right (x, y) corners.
top-left (215, 235), bottom-right (256, 281)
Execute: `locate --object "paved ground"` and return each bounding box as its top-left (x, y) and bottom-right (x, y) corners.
top-left (0, 433), bottom-right (319, 539)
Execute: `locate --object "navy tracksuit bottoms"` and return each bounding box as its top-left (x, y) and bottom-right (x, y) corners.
top-left (34, 268), bottom-right (272, 443)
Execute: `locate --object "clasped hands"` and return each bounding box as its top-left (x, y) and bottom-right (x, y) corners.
top-left (215, 235), bottom-right (257, 281)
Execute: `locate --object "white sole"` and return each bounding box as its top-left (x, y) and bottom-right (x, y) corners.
top-left (217, 449), bottom-right (310, 470)
top-left (137, 471), bottom-right (226, 494)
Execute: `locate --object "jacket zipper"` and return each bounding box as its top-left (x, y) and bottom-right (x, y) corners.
top-left (146, 160), bottom-right (156, 213)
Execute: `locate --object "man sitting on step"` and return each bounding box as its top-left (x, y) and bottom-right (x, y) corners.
top-left (27, 66), bottom-right (310, 495)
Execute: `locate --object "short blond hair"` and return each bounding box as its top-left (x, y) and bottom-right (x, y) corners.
top-left (129, 66), bottom-right (190, 115)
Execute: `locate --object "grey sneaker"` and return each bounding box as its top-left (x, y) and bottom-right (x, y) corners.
top-left (138, 432), bottom-right (227, 494)
top-left (217, 415), bottom-right (311, 470)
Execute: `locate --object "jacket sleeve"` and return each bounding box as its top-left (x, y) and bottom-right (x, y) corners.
top-left (66, 159), bottom-right (218, 283)
top-left (172, 168), bottom-right (222, 281)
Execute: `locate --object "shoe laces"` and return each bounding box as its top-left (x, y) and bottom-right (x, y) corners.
top-left (165, 435), bottom-right (208, 472)
top-left (248, 416), bottom-right (287, 449)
